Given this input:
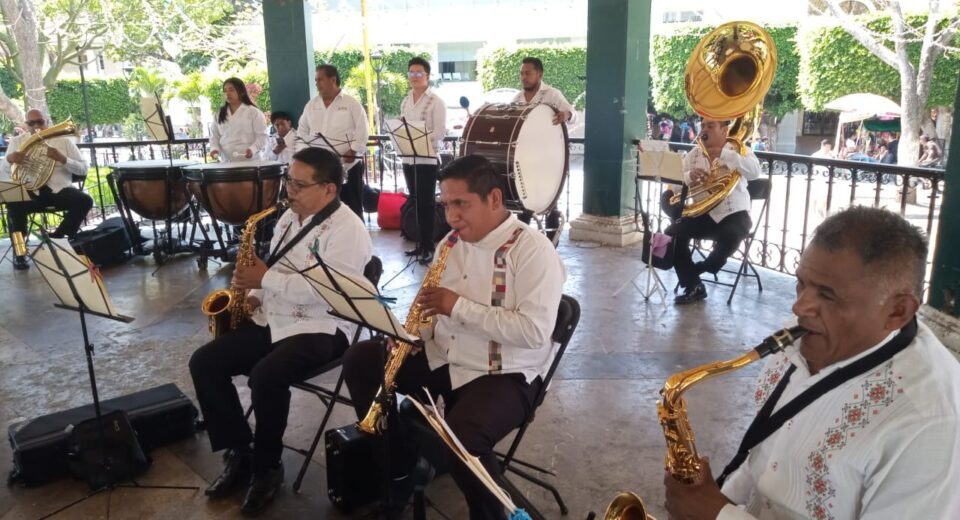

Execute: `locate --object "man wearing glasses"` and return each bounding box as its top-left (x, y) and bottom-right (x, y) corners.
top-left (399, 56), bottom-right (447, 265)
top-left (189, 147), bottom-right (371, 517)
top-left (1, 109), bottom-right (92, 270)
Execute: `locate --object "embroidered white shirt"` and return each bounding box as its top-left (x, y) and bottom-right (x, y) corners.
top-left (264, 131), bottom-right (296, 164)
top-left (717, 321), bottom-right (960, 520)
top-left (296, 91), bottom-right (369, 170)
top-left (399, 88), bottom-right (447, 165)
top-left (682, 143), bottom-right (761, 223)
top-left (248, 203), bottom-right (372, 342)
top-left (423, 214), bottom-right (566, 389)
top-left (209, 104), bottom-right (269, 163)
top-left (511, 81), bottom-right (576, 123)
top-left (2, 132), bottom-right (88, 193)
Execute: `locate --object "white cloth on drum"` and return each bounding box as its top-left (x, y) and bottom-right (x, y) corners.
top-left (425, 213), bottom-right (566, 389)
top-left (1, 132), bottom-right (88, 193)
top-left (718, 321), bottom-right (960, 520)
top-left (296, 91), bottom-right (369, 171)
top-left (682, 142), bottom-right (760, 223)
top-left (248, 203), bottom-right (372, 342)
top-left (399, 88), bottom-right (447, 165)
top-left (511, 82), bottom-right (576, 123)
top-left (208, 104), bottom-right (269, 162)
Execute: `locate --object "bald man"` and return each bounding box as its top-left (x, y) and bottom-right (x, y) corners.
top-left (2, 109), bottom-right (91, 270)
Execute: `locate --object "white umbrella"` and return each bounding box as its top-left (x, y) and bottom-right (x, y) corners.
top-left (825, 93), bottom-right (901, 123)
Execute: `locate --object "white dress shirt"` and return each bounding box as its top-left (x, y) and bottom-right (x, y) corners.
top-left (1, 132), bottom-right (88, 193)
top-left (296, 91), bottom-right (369, 171)
top-left (264, 131), bottom-right (296, 164)
top-left (248, 203), bottom-right (372, 342)
top-left (682, 143), bottom-right (761, 223)
top-left (718, 321), bottom-right (960, 520)
top-left (511, 81), bottom-right (576, 123)
top-left (424, 214), bottom-right (566, 389)
top-left (399, 88), bottom-right (447, 165)
top-left (209, 104), bottom-right (269, 163)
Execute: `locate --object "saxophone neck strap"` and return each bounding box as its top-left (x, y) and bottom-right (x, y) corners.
top-left (265, 199), bottom-right (341, 267)
top-left (716, 317), bottom-right (918, 487)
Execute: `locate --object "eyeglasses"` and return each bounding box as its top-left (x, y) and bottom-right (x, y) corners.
top-left (25, 119), bottom-right (45, 127)
top-left (407, 71), bottom-right (427, 78)
top-left (283, 173), bottom-right (325, 191)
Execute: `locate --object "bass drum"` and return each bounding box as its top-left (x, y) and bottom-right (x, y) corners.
top-left (182, 161), bottom-right (285, 226)
top-left (110, 160), bottom-right (196, 220)
top-left (460, 103), bottom-right (569, 215)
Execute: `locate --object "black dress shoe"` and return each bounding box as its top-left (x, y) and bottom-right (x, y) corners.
top-left (417, 249), bottom-right (434, 266)
top-left (404, 246), bottom-right (421, 257)
top-left (204, 448), bottom-right (252, 498)
top-left (388, 457), bottom-right (434, 516)
top-left (240, 462), bottom-right (284, 517)
top-left (12, 255), bottom-right (29, 270)
top-left (674, 282), bottom-right (707, 305)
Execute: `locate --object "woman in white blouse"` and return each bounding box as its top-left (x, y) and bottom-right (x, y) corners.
top-left (209, 78), bottom-right (269, 162)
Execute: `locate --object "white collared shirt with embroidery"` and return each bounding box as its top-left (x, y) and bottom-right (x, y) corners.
top-left (717, 321), bottom-right (960, 520)
top-left (511, 81), bottom-right (576, 123)
top-left (296, 91), bottom-right (369, 170)
top-left (399, 87), bottom-right (447, 165)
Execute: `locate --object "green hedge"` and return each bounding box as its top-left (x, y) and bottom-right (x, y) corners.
top-left (47, 78), bottom-right (133, 125)
top-left (798, 14), bottom-right (960, 110)
top-left (343, 66), bottom-right (409, 118)
top-left (651, 25), bottom-right (801, 120)
top-left (477, 47), bottom-right (587, 109)
top-left (0, 67), bottom-right (22, 99)
top-left (205, 71), bottom-right (272, 115)
top-left (314, 48), bottom-right (431, 84)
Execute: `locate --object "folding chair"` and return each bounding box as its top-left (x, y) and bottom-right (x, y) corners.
top-left (243, 255), bottom-right (383, 492)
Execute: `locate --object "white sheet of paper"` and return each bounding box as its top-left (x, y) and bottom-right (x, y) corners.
top-left (0, 180), bottom-right (30, 202)
top-left (385, 118), bottom-right (436, 158)
top-left (141, 96), bottom-right (171, 141)
top-left (638, 140), bottom-right (684, 183)
top-left (31, 238), bottom-right (126, 319)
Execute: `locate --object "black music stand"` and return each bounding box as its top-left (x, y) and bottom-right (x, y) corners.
top-left (297, 254), bottom-right (419, 519)
top-left (381, 117), bottom-right (437, 288)
top-left (28, 230), bottom-right (197, 518)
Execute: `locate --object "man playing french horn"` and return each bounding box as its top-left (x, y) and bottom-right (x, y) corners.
top-left (343, 155), bottom-right (566, 519)
top-left (1, 109), bottom-right (92, 270)
top-left (662, 118), bottom-right (761, 304)
top-left (189, 148), bottom-right (371, 517)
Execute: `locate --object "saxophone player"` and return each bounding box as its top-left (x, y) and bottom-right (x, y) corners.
top-left (342, 155), bottom-right (566, 519)
top-left (189, 148), bottom-right (371, 517)
top-left (664, 207), bottom-right (960, 520)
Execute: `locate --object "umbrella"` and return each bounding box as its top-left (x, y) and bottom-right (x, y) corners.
top-left (825, 93), bottom-right (901, 123)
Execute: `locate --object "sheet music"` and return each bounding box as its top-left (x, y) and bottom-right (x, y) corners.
top-left (385, 118), bottom-right (436, 158)
top-left (31, 238), bottom-right (130, 320)
top-left (295, 132), bottom-right (354, 159)
top-left (141, 96), bottom-right (172, 142)
top-left (638, 139), bottom-right (684, 183)
top-left (0, 180), bottom-right (30, 203)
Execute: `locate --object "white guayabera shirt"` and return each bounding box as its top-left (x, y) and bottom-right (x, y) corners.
top-left (718, 321), bottom-right (960, 520)
top-left (209, 103), bottom-right (269, 162)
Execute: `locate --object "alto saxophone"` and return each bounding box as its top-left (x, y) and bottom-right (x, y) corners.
top-left (201, 200), bottom-right (288, 338)
top-left (600, 326), bottom-right (807, 520)
top-left (357, 237), bottom-right (456, 435)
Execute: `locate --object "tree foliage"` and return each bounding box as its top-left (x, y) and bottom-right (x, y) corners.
top-left (798, 13), bottom-right (960, 110)
top-left (651, 25), bottom-right (801, 121)
top-left (314, 47), bottom-right (432, 85)
top-left (204, 67), bottom-right (271, 115)
top-left (343, 66), bottom-right (408, 118)
top-left (477, 46), bottom-right (587, 108)
top-left (47, 78), bottom-right (132, 125)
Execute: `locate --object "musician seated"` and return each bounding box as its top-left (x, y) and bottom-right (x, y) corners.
top-left (664, 207), bottom-right (960, 520)
top-left (342, 154), bottom-right (566, 519)
top-left (1, 109), bottom-right (92, 271)
top-left (662, 118), bottom-right (760, 304)
top-left (188, 148), bottom-right (371, 517)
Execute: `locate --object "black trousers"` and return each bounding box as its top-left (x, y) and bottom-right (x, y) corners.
top-left (188, 320), bottom-right (348, 475)
top-left (518, 209), bottom-right (562, 242)
top-left (402, 163), bottom-right (438, 251)
top-left (341, 162), bottom-right (365, 218)
top-left (6, 186), bottom-right (93, 239)
top-left (343, 340), bottom-right (541, 520)
top-left (661, 191), bottom-right (751, 289)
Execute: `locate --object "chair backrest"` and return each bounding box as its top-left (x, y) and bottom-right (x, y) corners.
top-left (363, 255), bottom-right (383, 286)
top-left (745, 179), bottom-right (771, 237)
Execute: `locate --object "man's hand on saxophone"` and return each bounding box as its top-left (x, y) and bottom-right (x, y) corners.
top-left (246, 296), bottom-right (261, 313)
top-left (233, 255), bottom-right (268, 290)
top-left (418, 287), bottom-right (460, 318)
top-left (663, 457), bottom-right (731, 520)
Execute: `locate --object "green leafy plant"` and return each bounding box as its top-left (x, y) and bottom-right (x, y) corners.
top-left (47, 79), bottom-right (133, 125)
top-left (343, 65), bottom-right (409, 118)
top-left (477, 46), bottom-right (586, 108)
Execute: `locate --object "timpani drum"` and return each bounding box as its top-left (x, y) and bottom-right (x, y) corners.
top-left (182, 161), bottom-right (285, 226)
top-left (460, 103), bottom-right (569, 215)
top-left (109, 160), bottom-right (196, 220)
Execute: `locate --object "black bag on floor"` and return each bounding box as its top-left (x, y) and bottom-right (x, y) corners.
top-left (69, 217), bottom-right (132, 266)
top-left (362, 185), bottom-right (381, 214)
top-left (66, 410), bottom-right (150, 489)
top-left (400, 197), bottom-right (451, 243)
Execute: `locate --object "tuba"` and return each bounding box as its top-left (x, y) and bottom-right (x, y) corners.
top-left (598, 326), bottom-right (806, 520)
top-left (201, 200), bottom-right (288, 338)
top-left (669, 21), bottom-right (777, 218)
top-left (11, 118), bottom-right (79, 191)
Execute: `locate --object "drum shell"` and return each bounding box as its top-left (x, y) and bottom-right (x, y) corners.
top-left (183, 162), bottom-right (285, 226)
top-left (110, 160), bottom-right (195, 221)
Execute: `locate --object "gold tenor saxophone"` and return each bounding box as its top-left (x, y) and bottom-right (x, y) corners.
top-left (357, 237), bottom-right (456, 435)
top-left (600, 326), bottom-right (807, 520)
top-left (201, 200), bottom-right (288, 338)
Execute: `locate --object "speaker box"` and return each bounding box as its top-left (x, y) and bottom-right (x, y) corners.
top-left (7, 383), bottom-right (197, 487)
top-left (325, 424), bottom-right (381, 512)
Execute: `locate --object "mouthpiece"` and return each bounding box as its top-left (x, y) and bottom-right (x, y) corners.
top-left (754, 325), bottom-right (807, 359)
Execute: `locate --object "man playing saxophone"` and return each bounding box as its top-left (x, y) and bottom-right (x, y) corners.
top-left (189, 148), bottom-right (371, 517)
top-left (662, 118), bottom-right (761, 305)
top-left (664, 207), bottom-right (960, 519)
top-left (343, 155), bottom-right (566, 519)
